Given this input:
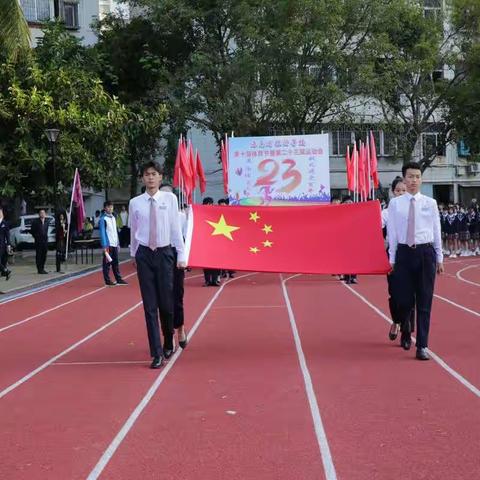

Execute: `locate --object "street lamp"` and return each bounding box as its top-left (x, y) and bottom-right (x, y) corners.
top-left (45, 128), bottom-right (60, 215)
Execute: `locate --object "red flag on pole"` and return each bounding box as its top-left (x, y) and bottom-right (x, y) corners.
top-left (357, 142), bottom-right (366, 199)
top-left (221, 135), bottom-right (229, 195)
top-left (185, 202), bottom-right (390, 274)
top-left (180, 138), bottom-right (192, 203)
top-left (370, 131), bottom-right (379, 188)
top-left (71, 168), bottom-right (86, 232)
top-left (173, 137), bottom-right (182, 188)
top-left (345, 145), bottom-right (354, 191)
top-left (188, 141), bottom-right (197, 190)
top-left (196, 149), bottom-right (206, 194)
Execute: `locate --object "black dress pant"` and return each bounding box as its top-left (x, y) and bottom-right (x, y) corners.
top-left (102, 246), bottom-right (121, 283)
top-left (387, 272), bottom-right (415, 332)
top-left (35, 242), bottom-right (48, 273)
top-left (203, 269), bottom-right (220, 285)
top-left (136, 245), bottom-right (174, 357)
top-left (173, 250), bottom-right (185, 329)
top-left (0, 248), bottom-right (8, 275)
top-left (392, 244), bottom-right (437, 349)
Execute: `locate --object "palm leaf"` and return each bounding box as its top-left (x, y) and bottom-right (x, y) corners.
top-left (0, 0), bottom-right (31, 56)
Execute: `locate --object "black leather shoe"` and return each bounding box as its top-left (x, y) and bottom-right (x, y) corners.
top-left (163, 349), bottom-right (173, 359)
top-left (400, 332), bottom-right (411, 350)
top-left (179, 332), bottom-right (188, 349)
top-left (388, 324), bottom-right (399, 341)
top-left (5, 270), bottom-right (11, 281)
top-left (150, 356), bottom-right (164, 369)
top-left (416, 348), bottom-right (430, 361)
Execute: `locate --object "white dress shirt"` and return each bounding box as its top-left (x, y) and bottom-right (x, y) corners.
top-left (387, 192), bottom-right (443, 264)
top-left (104, 214), bottom-right (119, 247)
top-left (129, 191), bottom-right (186, 263)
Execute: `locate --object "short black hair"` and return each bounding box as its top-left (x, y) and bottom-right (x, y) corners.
top-left (140, 161), bottom-right (163, 176)
top-left (104, 200), bottom-right (113, 208)
top-left (391, 176), bottom-right (404, 192)
top-left (218, 198), bottom-right (228, 205)
top-left (202, 197), bottom-right (214, 205)
top-left (402, 162), bottom-right (422, 177)
top-left (38, 208), bottom-right (46, 213)
top-left (341, 195), bottom-right (352, 203)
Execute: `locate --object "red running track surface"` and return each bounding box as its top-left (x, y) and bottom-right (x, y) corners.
top-left (0, 263), bottom-right (478, 480)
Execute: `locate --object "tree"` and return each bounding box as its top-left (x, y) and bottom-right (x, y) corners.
top-left (0, 23), bottom-right (130, 205)
top-left (447, 0), bottom-right (480, 156)
top-left (0, 0), bottom-right (30, 57)
top-left (359, 0), bottom-right (465, 171)
top-left (93, 14), bottom-right (191, 193)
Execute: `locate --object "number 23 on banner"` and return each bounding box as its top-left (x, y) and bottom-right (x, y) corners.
top-left (254, 158), bottom-right (302, 193)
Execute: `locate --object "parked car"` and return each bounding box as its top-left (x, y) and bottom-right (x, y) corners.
top-left (9, 215), bottom-right (56, 250)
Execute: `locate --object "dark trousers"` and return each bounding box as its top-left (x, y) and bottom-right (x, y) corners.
top-left (392, 244), bottom-right (437, 349)
top-left (103, 246), bottom-right (121, 283)
top-left (136, 245), bottom-right (174, 357)
top-left (0, 248), bottom-right (8, 275)
top-left (120, 227), bottom-right (130, 248)
top-left (35, 242), bottom-right (48, 273)
top-left (173, 250), bottom-right (185, 329)
top-left (387, 273), bottom-right (415, 332)
top-left (203, 269), bottom-right (220, 285)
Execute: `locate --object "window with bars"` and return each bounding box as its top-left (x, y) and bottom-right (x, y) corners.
top-left (423, 0), bottom-right (442, 21)
top-left (20, 0), bottom-right (51, 22)
top-left (61, 1), bottom-right (79, 29)
top-left (422, 132), bottom-right (446, 158)
top-left (331, 130), bottom-right (354, 156)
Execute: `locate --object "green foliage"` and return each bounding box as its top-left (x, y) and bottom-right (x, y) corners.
top-left (0, 23), bottom-right (130, 203)
top-left (0, 0), bottom-right (30, 58)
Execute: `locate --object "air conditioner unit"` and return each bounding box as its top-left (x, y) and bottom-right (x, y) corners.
top-left (455, 166), bottom-right (465, 176)
top-left (468, 164), bottom-right (480, 174)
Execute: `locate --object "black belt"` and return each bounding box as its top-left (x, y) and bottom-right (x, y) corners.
top-left (139, 244), bottom-right (172, 252)
top-left (398, 243), bottom-right (433, 250)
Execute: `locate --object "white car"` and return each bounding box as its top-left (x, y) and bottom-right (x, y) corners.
top-left (9, 215), bottom-right (56, 250)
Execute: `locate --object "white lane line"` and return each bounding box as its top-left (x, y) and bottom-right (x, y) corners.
top-left (281, 274), bottom-right (337, 480)
top-left (0, 271), bottom-right (137, 334)
top-left (212, 305), bottom-right (285, 309)
top-left (433, 294), bottom-right (480, 318)
top-left (86, 273), bottom-right (256, 480)
top-left (0, 273), bottom-right (203, 335)
top-left (455, 264), bottom-right (480, 288)
top-left (53, 361), bottom-right (150, 366)
top-left (0, 259), bottom-right (132, 305)
top-left (343, 283), bottom-right (480, 399)
top-left (0, 302), bottom-right (143, 400)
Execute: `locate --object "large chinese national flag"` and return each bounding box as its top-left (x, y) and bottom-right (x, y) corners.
top-left (185, 201), bottom-right (390, 274)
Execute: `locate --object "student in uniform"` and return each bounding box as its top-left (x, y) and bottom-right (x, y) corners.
top-left (202, 197), bottom-right (221, 286)
top-left (457, 206), bottom-right (470, 255)
top-left (467, 206), bottom-right (479, 254)
top-left (129, 162), bottom-right (186, 369)
top-left (160, 184), bottom-right (188, 350)
top-left (387, 162), bottom-right (444, 360)
top-left (444, 206), bottom-right (458, 258)
top-left (382, 177), bottom-right (415, 341)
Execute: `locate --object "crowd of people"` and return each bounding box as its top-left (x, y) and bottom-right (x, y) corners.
top-left (439, 201), bottom-right (480, 258)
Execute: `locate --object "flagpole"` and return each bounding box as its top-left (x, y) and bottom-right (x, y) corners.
top-left (353, 144), bottom-right (357, 203)
top-left (65, 168), bottom-right (77, 261)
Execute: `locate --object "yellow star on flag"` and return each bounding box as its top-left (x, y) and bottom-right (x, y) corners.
top-left (249, 212), bottom-right (260, 223)
top-left (206, 215), bottom-right (240, 241)
top-left (249, 246), bottom-right (260, 254)
top-left (262, 240), bottom-right (273, 248)
top-left (262, 224), bottom-right (273, 234)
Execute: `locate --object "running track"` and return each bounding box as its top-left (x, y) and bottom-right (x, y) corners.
top-left (0, 260), bottom-right (478, 479)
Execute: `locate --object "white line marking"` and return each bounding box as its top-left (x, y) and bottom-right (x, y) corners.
top-left (342, 283), bottom-right (480, 398)
top-left (53, 361), bottom-right (150, 366)
top-left (0, 271), bottom-right (137, 334)
top-left (433, 294), bottom-right (480, 317)
top-left (86, 273), bottom-right (255, 480)
top-left (0, 273), bottom-right (203, 335)
top-left (212, 305), bottom-right (285, 309)
top-left (281, 274), bottom-right (337, 480)
top-left (455, 264), bottom-right (480, 288)
top-left (0, 302), bottom-right (142, 400)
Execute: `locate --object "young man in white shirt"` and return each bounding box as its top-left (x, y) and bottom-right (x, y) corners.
top-left (99, 201), bottom-right (127, 287)
top-left (129, 162), bottom-right (186, 369)
top-left (387, 162), bottom-right (444, 360)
